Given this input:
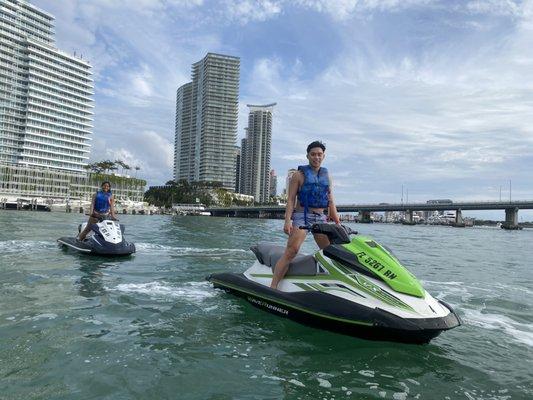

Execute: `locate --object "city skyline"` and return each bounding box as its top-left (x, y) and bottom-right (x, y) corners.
top-left (29, 0), bottom-right (533, 218)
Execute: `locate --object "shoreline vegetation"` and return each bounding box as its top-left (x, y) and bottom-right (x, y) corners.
top-left (144, 180), bottom-right (257, 208)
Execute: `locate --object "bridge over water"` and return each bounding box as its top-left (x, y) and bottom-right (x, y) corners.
top-left (206, 200), bottom-right (533, 230)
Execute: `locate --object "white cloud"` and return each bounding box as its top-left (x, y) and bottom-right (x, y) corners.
top-left (466, 0), bottom-right (521, 16)
top-left (294, 0), bottom-right (434, 20)
top-left (224, 0), bottom-right (282, 23)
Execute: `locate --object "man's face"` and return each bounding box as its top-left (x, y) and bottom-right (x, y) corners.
top-left (307, 147), bottom-right (325, 168)
top-left (102, 183), bottom-right (111, 191)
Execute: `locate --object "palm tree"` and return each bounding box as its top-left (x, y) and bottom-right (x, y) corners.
top-left (123, 162), bottom-right (131, 176)
top-left (114, 159), bottom-right (123, 175)
top-left (97, 160), bottom-right (116, 174)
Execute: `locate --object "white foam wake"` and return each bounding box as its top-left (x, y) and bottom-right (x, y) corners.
top-left (464, 308), bottom-right (533, 347)
top-left (135, 243), bottom-right (248, 256)
top-left (113, 281), bottom-right (216, 302)
top-left (0, 240), bottom-right (56, 253)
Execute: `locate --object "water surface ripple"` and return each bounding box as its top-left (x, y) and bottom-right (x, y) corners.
top-left (0, 211), bottom-right (531, 399)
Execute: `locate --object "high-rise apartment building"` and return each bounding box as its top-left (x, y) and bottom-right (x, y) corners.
top-left (237, 103), bottom-right (275, 203)
top-left (283, 168), bottom-right (297, 199)
top-left (269, 169), bottom-right (277, 198)
top-left (0, 0), bottom-right (94, 172)
top-left (234, 145), bottom-right (241, 193)
top-left (174, 53), bottom-right (239, 190)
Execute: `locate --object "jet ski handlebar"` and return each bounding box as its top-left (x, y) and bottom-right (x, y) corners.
top-left (299, 223), bottom-right (357, 244)
top-left (86, 214), bottom-right (119, 222)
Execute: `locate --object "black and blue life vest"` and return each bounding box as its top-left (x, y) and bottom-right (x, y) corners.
top-left (94, 190), bottom-right (112, 213)
top-left (297, 165), bottom-right (329, 224)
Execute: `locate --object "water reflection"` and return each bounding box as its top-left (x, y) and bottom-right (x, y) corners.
top-left (76, 257), bottom-right (124, 298)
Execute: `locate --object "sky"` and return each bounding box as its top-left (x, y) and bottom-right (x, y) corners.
top-left (32, 0), bottom-right (533, 218)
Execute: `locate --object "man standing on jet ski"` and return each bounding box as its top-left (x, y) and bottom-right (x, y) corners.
top-left (270, 141), bottom-right (340, 289)
top-left (78, 181), bottom-right (117, 241)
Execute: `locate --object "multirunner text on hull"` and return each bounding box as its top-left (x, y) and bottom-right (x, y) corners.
top-left (208, 223), bottom-right (460, 344)
top-left (57, 217), bottom-right (135, 256)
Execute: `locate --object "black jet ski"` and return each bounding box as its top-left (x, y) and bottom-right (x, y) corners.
top-left (208, 223), bottom-right (460, 344)
top-left (58, 217), bottom-right (135, 256)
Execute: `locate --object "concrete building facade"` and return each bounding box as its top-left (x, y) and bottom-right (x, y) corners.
top-left (269, 169), bottom-right (277, 198)
top-left (174, 53), bottom-right (240, 190)
top-left (0, 0), bottom-right (94, 172)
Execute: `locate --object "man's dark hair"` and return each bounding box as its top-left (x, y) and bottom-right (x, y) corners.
top-left (101, 181), bottom-right (111, 188)
top-left (307, 141), bottom-right (326, 153)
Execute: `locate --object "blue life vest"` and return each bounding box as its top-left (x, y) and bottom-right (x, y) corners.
top-left (297, 165), bottom-right (329, 225)
top-left (94, 190), bottom-right (112, 213)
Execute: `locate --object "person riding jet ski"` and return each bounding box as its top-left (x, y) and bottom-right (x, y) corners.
top-left (57, 181), bottom-right (135, 256)
top-left (78, 181), bottom-right (116, 241)
top-left (271, 140), bottom-right (340, 289)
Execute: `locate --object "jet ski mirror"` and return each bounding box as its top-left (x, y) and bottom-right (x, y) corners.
top-left (299, 223), bottom-right (356, 244)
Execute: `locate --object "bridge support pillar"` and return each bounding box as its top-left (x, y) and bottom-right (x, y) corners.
top-left (502, 207), bottom-right (520, 230)
top-left (402, 210), bottom-right (416, 225)
top-left (358, 211), bottom-right (372, 223)
top-left (452, 209), bottom-right (465, 227)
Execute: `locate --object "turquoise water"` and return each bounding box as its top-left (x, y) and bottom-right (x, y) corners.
top-left (0, 211), bottom-right (531, 399)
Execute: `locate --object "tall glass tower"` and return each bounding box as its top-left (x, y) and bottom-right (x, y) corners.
top-left (0, 0), bottom-right (93, 172)
top-left (174, 53), bottom-right (239, 190)
top-left (238, 103), bottom-right (275, 203)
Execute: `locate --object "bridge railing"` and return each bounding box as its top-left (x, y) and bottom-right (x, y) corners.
top-left (206, 199), bottom-right (533, 211)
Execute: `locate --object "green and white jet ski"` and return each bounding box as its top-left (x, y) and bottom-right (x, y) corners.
top-left (208, 223), bottom-right (460, 344)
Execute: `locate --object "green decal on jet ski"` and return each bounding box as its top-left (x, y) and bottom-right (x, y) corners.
top-left (316, 254), bottom-right (414, 311)
top-left (343, 236), bottom-right (425, 298)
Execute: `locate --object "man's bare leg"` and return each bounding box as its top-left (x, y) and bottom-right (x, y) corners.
top-left (313, 233), bottom-right (330, 250)
top-left (270, 229), bottom-right (307, 289)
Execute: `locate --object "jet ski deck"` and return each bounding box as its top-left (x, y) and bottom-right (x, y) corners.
top-left (57, 237), bottom-right (92, 253)
top-left (58, 236), bottom-right (135, 255)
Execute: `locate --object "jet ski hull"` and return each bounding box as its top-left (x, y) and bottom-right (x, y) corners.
top-left (208, 272), bottom-right (461, 344)
top-left (58, 237), bottom-right (135, 256)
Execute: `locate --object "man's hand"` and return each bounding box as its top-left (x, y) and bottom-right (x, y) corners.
top-left (328, 213), bottom-right (340, 224)
top-left (283, 220), bottom-right (293, 235)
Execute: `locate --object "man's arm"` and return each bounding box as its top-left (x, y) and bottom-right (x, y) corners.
top-left (328, 177), bottom-right (340, 224)
top-left (110, 195), bottom-right (116, 219)
top-left (283, 172), bottom-right (302, 235)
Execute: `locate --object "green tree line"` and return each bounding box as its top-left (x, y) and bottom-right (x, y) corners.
top-left (84, 160), bottom-right (141, 177)
top-left (144, 180), bottom-right (252, 208)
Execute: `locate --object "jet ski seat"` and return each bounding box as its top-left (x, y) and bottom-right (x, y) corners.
top-left (251, 243), bottom-right (317, 276)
